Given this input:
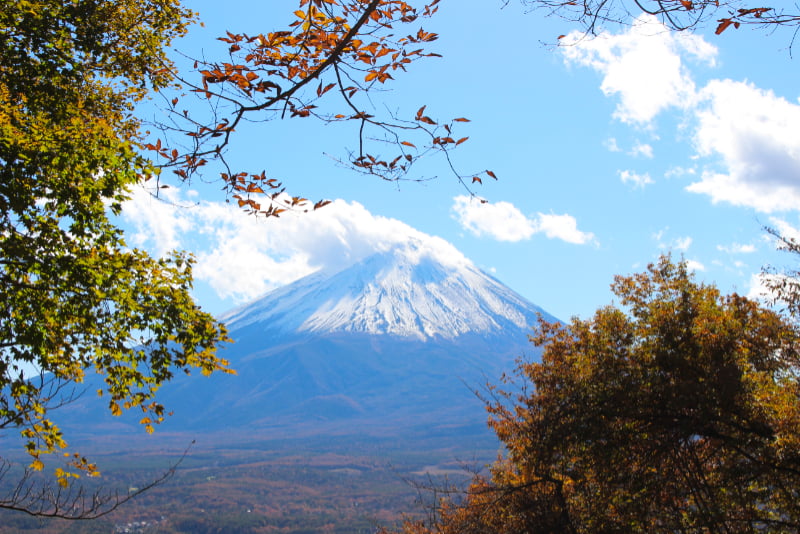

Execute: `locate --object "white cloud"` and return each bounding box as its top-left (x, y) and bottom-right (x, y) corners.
top-left (673, 236), bottom-right (692, 251)
top-left (123, 187), bottom-right (194, 257)
top-left (687, 80), bottom-right (800, 212)
top-left (122, 186), bottom-right (465, 303)
top-left (653, 229), bottom-right (692, 252)
top-left (561, 14), bottom-right (716, 124)
top-left (563, 16), bottom-right (800, 215)
top-left (717, 242), bottom-right (756, 254)
top-left (536, 213), bottom-right (597, 245)
top-left (665, 166), bottom-right (697, 179)
top-left (619, 169), bottom-right (654, 188)
top-left (451, 196), bottom-right (536, 241)
top-left (686, 259), bottom-right (706, 272)
top-left (604, 137), bottom-right (621, 152)
top-left (629, 142), bottom-right (653, 158)
top-left (451, 196), bottom-right (597, 245)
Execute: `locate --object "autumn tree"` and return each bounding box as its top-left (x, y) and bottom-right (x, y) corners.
top-left (0, 0), bottom-right (233, 517)
top-left (394, 257), bottom-right (800, 533)
top-left (517, 0), bottom-right (800, 37)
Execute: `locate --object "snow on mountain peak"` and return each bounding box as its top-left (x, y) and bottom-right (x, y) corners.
top-left (221, 238), bottom-right (548, 340)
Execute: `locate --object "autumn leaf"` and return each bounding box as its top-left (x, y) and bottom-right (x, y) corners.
top-left (716, 18), bottom-right (735, 34)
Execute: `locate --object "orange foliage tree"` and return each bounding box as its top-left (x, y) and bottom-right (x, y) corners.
top-left (392, 256), bottom-right (800, 533)
top-left (147, 0), bottom-right (496, 217)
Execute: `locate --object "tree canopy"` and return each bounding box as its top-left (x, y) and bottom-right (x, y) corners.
top-left (394, 257), bottom-right (800, 533)
top-left (0, 0), bottom-right (232, 516)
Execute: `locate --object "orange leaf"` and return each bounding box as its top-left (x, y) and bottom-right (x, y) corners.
top-left (715, 18), bottom-right (734, 34)
top-left (317, 83), bottom-right (335, 97)
top-left (486, 170), bottom-right (497, 179)
top-left (453, 117), bottom-right (470, 122)
top-left (472, 176), bottom-right (482, 184)
top-left (401, 141), bottom-right (416, 148)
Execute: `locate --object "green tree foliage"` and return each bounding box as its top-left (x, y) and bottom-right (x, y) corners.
top-left (395, 257), bottom-right (800, 533)
top-left (0, 0), bottom-right (231, 508)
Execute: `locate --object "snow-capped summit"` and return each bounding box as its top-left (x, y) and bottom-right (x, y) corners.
top-left (221, 239), bottom-right (555, 340)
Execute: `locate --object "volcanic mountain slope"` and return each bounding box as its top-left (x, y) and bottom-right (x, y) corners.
top-left (64, 239), bottom-right (557, 440)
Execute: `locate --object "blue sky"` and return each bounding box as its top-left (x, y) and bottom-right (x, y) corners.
top-left (120, 1), bottom-right (800, 322)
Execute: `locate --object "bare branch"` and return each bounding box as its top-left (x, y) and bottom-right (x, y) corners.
top-left (0, 441), bottom-right (194, 520)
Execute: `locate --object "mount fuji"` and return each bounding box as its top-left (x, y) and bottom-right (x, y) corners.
top-left (63, 239), bottom-right (558, 442)
top-left (223, 238), bottom-right (555, 341)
